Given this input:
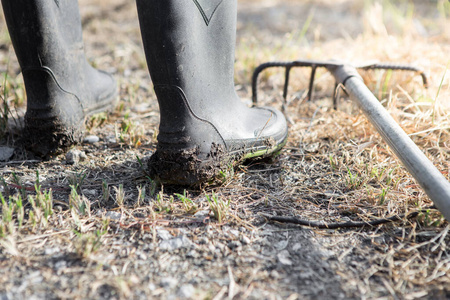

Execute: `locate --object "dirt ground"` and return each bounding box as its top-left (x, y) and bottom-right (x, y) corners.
top-left (1, 0), bottom-right (450, 299)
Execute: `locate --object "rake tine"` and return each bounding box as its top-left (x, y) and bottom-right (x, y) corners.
top-left (307, 66), bottom-right (317, 101)
top-left (283, 66), bottom-right (291, 103)
top-left (333, 82), bottom-right (339, 109)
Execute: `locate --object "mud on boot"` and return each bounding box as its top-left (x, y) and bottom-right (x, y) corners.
top-left (149, 139), bottom-right (287, 186)
top-left (148, 144), bottom-right (229, 186)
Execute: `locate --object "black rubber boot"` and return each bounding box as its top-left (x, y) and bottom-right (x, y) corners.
top-left (1, 0), bottom-right (117, 156)
top-left (137, 0), bottom-right (288, 186)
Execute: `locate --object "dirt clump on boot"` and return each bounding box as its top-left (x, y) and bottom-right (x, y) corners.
top-left (22, 118), bottom-right (82, 157)
top-left (148, 143), bottom-right (233, 186)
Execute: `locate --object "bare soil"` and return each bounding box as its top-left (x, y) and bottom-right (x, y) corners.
top-left (1, 1), bottom-right (450, 299)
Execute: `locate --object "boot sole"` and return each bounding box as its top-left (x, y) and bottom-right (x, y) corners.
top-left (148, 133), bottom-right (288, 186)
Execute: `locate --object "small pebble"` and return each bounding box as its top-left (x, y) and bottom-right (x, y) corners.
top-left (54, 260), bottom-right (67, 270)
top-left (186, 250), bottom-right (199, 259)
top-left (229, 229), bottom-right (240, 238)
top-left (227, 241), bottom-right (241, 250)
top-left (105, 211), bottom-right (122, 220)
top-left (277, 250), bottom-right (293, 266)
top-left (240, 235), bottom-right (251, 245)
top-left (106, 136), bottom-right (117, 143)
top-left (44, 247), bottom-right (60, 256)
top-left (159, 235), bottom-right (192, 251)
top-left (82, 189), bottom-right (97, 197)
top-left (178, 284), bottom-right (195, 298)
top-left (160, 277), bottom-right (177, 288)
top-left (270, 270), bottom-right (281, 279)
top-left (194, 210), bottom-right (209, 217)
top-left (292, 243), bottom-right (302, 251)
top-left (83, 135), bottom-right (100, 144)
top-left (157, 229), bottom-right (173, 241)
top-left (65, 149), bottom-right (87, 165)
top-left (275, 240), bottom-right (289, 251)
top-left (136, 251), bottom-right (148, 261)
top-left (197, 237), bottom-right (208, 245)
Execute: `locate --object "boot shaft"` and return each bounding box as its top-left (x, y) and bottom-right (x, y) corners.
top-left (137, 0), bottom-right (246, 153)
top-left (136, 0), bottom-right (237, 97)
top-left (2, 0), bottom-right (84, 70)
top-left (1, 0), bottom-right (113, 113)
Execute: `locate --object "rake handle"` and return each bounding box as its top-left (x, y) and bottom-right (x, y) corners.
top-left (329, 64), bottom-right (450, 221)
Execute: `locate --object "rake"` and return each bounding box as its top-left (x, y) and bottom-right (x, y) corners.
top-left (252, 60), bottom-right (450, 222)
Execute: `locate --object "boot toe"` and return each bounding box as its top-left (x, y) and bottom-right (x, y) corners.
top-left (82, 68), bottom-right (118, 115)
top-left (253, 106), bottom-right (288, 143)
top-left (224, 106), bottom-right (288, 158)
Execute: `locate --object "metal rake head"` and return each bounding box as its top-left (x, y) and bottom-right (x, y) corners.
top-left (251, 59), bottom-right (428, 109)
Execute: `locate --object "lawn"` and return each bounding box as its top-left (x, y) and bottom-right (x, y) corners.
top-left (1, 0), bottom-right (450, 299)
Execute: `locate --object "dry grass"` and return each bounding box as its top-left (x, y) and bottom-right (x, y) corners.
top-left (0, 0), bottom-right (450, 299)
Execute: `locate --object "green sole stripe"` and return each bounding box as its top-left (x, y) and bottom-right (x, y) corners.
top-left (242, 137), bottom-right (288, 160)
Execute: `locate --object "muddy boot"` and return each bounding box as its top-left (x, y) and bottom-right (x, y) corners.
top-left (136, 0), bottom-right (288, 186)
top-left (2, 0), bottom-right (117, 156)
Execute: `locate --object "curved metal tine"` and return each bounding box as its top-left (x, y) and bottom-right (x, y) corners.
top-left (420, 72), bottom-right (429, 88)
top-left (333, 82), bottom-right (339, 109)
top-left (333, 83), bottom-right (348, 110)
top-left (252, 62), bottom-right (295, 106)
top-left (357, 63), bottom-right (429, 88)
top-left (251, 64), bottom-right (268, 105)
top-left (252, 63), bottom-right (278, 105)
top-left (307, 66), bottom-right (317, 101)
top-left (283, 66), bottom-right (292, 106)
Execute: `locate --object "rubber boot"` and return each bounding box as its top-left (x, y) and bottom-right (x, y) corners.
top-left (1, 0), bottom-right (117, 156)
top-left (136, 0), bottom-right (288, 186)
